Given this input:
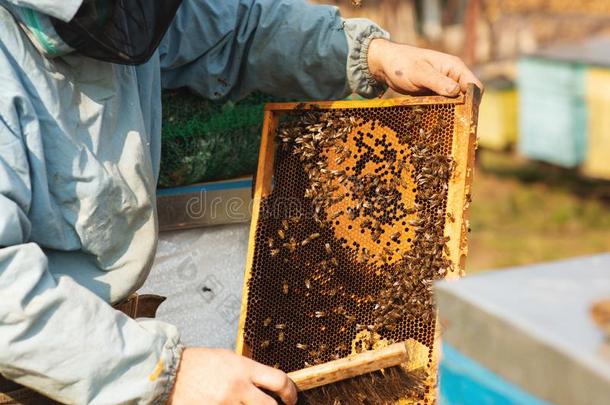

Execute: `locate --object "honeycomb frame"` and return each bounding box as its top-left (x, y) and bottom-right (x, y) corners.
top-left (236, 85), bottom-right (481, 403)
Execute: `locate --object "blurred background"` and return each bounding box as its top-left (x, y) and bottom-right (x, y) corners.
top-left (320, 0), bottom-right (610, 273)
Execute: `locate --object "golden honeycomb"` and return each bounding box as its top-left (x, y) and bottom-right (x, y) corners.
top-left (237, 87), bottom-right (480, 404)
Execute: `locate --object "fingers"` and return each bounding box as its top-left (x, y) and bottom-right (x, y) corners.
top-left (428, 51), bottom-right (484, 93)
top-left (445, 60), bottom-right (484, 93)
top-left (374, 42), bottom-right (483, 97)
top-left (409, 60), bottom-right (461, 97)
top-left (243, 386), bottom-right (277, 405)
top-left (250, 362), bottom-right (298, 405)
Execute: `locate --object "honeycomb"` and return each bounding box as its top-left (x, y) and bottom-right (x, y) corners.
top-left (237, 89), bottom-right (480, 403)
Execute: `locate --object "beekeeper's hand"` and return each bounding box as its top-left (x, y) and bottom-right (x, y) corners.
top-left (168, 348), bottom-right (297, 405)
top-left (367, 39), bottom-right (483, 97)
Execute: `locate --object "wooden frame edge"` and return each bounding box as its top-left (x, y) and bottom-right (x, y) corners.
top-left (235, 110), bottom-right (278, 356)
top-left (264, 94), bottom-right (465, 111)
top-left (428, 84), bottom-right (481, 401)
top-left (444, 84), bottom-right (481, 279)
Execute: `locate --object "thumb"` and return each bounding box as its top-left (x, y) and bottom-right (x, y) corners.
top-left (411, 61), bottom-right (461, 97)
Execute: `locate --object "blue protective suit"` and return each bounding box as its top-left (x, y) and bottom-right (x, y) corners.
top-left (0, 1), bottom-right (388, 403)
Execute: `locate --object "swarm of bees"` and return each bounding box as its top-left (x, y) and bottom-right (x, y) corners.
top-left (248, 104), bottom-right (457, 371)
top-left (371, 141), bottom-right (455, 332)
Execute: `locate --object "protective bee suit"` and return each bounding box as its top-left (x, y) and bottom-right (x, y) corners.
top-left (0, 0), bottom-right (388, 404)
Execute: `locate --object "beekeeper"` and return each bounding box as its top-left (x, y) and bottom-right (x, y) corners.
top-left (0, 1), bottom-right (482, 404)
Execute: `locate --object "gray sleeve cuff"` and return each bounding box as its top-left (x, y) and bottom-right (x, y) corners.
top-left (343, 18), bottom-right (390, 98)
top-left (152, 342), bottom-right (184, 405)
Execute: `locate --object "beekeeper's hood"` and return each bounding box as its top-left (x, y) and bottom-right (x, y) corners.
top-left (2, 0), bottom-right (183, 64)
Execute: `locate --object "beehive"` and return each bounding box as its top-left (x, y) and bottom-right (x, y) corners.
top-left (584, 67), bottom-right (610, 180)
top-left (236, 85), bottom-right (481, 403)
top-left (517, 57), bottom-right (587, 168)
top-left (477, 79), bottom-right (518, 151)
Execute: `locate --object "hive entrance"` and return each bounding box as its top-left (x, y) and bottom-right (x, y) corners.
top-left (237, 89), bottom-right (480, 403)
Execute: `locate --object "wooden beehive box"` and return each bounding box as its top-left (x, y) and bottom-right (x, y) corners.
top-left (236, 85), bottom-right (481, 403)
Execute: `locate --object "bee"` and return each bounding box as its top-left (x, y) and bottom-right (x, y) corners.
top-left (390, 176), bottom-right (401, 188)
top-left (409, 219), bottom-right (425, 227)
top-left (283, 238), bottom-right (297, 253)
top-left (371, 231), bottom-right (381, 243)
top-left (270, 248), bottom-right (280, 257)
top-left (358, 248), bottom-right (371, 263)
top-left (309, 233), bottom-right (320, 241)
top-left (390, 232), bottom-right (401, 242)
top-left (330, 257), bottom-right (339, 266)
top-left (334, 306), bottom-right (346, 315)
top-left (324, 243), bottom-right (332, 254)
top-left (438, 117), bottom-right (450, 128)
top-left (273, 363), bottom-right (280, 369)
top-left (335, 343), bottom-right (348, 352)
top-left (282, 281), bottom-right (289, 295)
top-left (260, 340), bottom-right (270, 349)
top-left (360, 219), bottom-right (372, 229)
top-left (296, 343), bottom-right (309, 350)
top-left (267, 237), bottom-right (274, 248)
top-left (304, 279), bottom-right (311, 289)
top-left (275, 323), bottom-right (286, 330)
top-left (314, 311), bottom-right (326, 318)
top-left (380, 252), bottom-right (390, 264)
top-left (278, 229), bottom-right (285, 240)
top-left (263, 317), bottom-right (272, 327)
top-left (290, 215), bottom-right (301, 224)
top-left (447, 212), bottom-right (455, 223)
top-left (278, 331), bottom-right (285, 342)
top-left (282, 219), bottom-right (289, 230)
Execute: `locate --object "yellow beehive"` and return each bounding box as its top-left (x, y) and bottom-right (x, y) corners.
top-left (584, 67), bottom-right (610, 180)
top-left (477, 81), bottom-right (518, 151)
top-left (236, 86), bottom-right (481, 404)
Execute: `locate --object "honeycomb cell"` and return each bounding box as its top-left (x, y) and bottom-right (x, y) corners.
top-left (242, 103), bottom-right (459, 399)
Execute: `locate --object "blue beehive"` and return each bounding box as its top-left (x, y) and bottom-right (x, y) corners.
top-left (517, 57), bottom-right (587, 168)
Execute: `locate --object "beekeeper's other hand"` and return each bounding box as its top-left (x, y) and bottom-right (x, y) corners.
top-left (168, 348), bottom-right (297, 405)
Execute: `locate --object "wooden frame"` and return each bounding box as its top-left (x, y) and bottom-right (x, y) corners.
top-left (235, 85), bottom-right (481, 397)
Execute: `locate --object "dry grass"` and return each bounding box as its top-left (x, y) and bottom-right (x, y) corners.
top-left (467, 150), bottom-right (610, 273)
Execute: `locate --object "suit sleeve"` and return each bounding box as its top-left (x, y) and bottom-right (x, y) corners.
top-left (159, 0), bottom-right (389, 100)
top-left (0, 70), bottom-right (181, 405)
